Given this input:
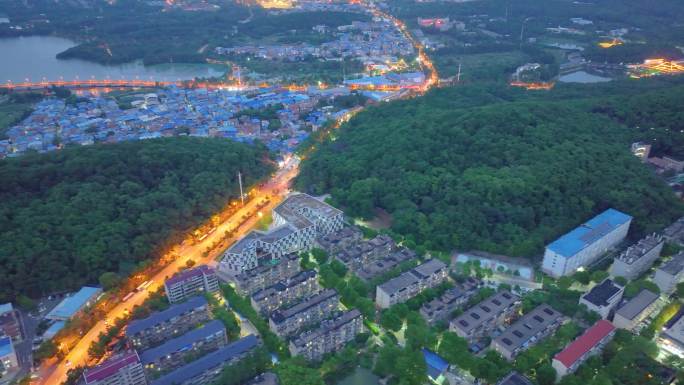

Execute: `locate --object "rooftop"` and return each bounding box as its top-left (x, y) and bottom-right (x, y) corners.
top-left (451, 291), bottom-right (520, 334)
top-left (166, 265), bottom-right (215, 286)
top-left (270, 289), bottom-right (338, 324)
top-left (614, 234), bottom-right (663, 265)
top-left (493, 304), bottom-right (563, 353)
top-left (615, 290), bottom-right (659, 321)
top-left (126, 296), bottom-right (207, 336)
top-left (658, 251), bottom-right (684, 275)
top-left (46, 286), bottom-right (102, 320)
top-left (547, 209), bottom-right (632, 258)
top-left (496, 371), bottom-right (535, 385)
top-left (150, 335), bottom-right (259, 385)
top-left (291, 309), bottom-right (362, 347)
top-left (554, 320), bottom-right (615, 368)
top-left (274, 193), bottom-right (342, 230)
top-left (140, 320), bottom-right (225, 365)
top-left (0, 336), bottom-right (13, 357)
top-left (379, 259), bottom-right (446, 295)
top-left (83, 351), bottom-right (140, 384)
top-left (252, 270), bottom-right (317, 302)
top-left (581, 279), bottom-right (623, 307)
top-left (422, 348), bottom-right (449, 380)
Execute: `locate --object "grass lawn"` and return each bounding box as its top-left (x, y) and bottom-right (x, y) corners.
top-left (433, 50), bottom-right (528, 82)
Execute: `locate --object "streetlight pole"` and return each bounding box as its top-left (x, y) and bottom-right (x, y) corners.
top-left (520, 17), bottom-right (533, 49)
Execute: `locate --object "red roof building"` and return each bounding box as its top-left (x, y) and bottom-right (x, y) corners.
top-left (83, 350), bottom-right (147, 385)
top-left (552, 320), bottom-right (615, 378)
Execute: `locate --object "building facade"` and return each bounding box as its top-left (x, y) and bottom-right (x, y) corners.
top-left (0, 336), bottom-right (18, 376)
top-left (542, 209), bottom-right (632, 277)
top-left (654, 251), bottom-right (684, 294)
top-left (126, 296), bottom-right (211, 350)
top-left (251, 270), bottom-right (320, 315)
top-left (269, 289), bottom-right (339, 337)
top-left (420, 278), bottom-right (481, 325)
top-left (289, 309), bottom-right (364, 360)
top-left (233, 253), bottom-right (301, 296)
top-left (579, 279), bottom-right (624, 319)
top-left (612, 290), bottom-right (659, 331)
top-left (609, 234), bottom-right (664, 280)
top-left (659, 308), bottom-right (684, 357)
top-left (375, 259), bottom-right (448, 309)
top-left (552, 320), bottom-right (615, 378)
top-left (83, 351), bottom-right (147, 385)
top-left (491, 304), bottom-right (565, 361)
top-left (449, 291), bottom-right (521, 343)
top-left (46, 286), bottom-right (103, 321)
top-left (164, 265), bottom-right (220, 304)
top-left (333, 234), bottom-right (396, 272)
top-left (0, 303), bottom-right (22, 342)
top-left (316, 226), bottom-right (363, 256)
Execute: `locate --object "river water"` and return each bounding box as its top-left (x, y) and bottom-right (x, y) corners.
top-left (0, 36), bottom-right (227, 83)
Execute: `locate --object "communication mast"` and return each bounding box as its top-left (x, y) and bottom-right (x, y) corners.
top-left (238, 171), bottom-right (245, 206)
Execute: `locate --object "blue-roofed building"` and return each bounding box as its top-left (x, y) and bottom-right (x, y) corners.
top-left (141, 319), bottom-right (227, 375)
top-left (542, 209), bottom-right (632, 277)
top-left (43, 321), bottom-right (66, 340)
top-left (46, 286), bottom-right (102, 321)
top-left (0, 336), bottom-right (18, 374)
top-left (150, 334), bottom-right (260, 385)
top-left (422, 349), bottom-right (448, 383)
top-left (126, 296), bottom-right (210, 350)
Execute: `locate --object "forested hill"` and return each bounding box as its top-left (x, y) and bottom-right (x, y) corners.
top-left (0, 137), bottom-right (274, 301)
top-left (296, 81), bottom-right (684, 258)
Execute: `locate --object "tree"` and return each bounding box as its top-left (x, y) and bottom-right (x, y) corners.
top-left (311, 248), bottom-right (328, 264)
top-left (99, 272), bottom-right (121, 291)
top-left (536, 364), bottom-right (557, 385)
top-left (590, 270), bottom-right (609, 283)
top-left (380, 310), bottom-right (403, 332)
top-left (676, 282), bottom-right (684, 298)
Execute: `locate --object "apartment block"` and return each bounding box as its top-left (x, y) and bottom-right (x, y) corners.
top-left (334, 234), bottom-right (396, 272)
top-left (449, 291), bottom-right (521, 342)
top-left (654, 251), bottom-right (684, 294)
top-left (0, 303), bottom-right (22, 342)
top-left (141, 320), bottom-right (227, 376)
top-left (612, 290), bottom-right (659, 331)
top-left (579, 279), bottom-right (624, 319)
top-left (269, 289), bottom-right (339, 337)
top-left (316, 226), bottom-right (363, 255)
top-left (150, 335), bottom-right (259, 385)
top-left (0, 336), bottom-right (18, 375)
top-left (289, 309), bottom-right (364, 360)
top-left (83, 351), bottom-right (147, 385)
top-left (164, 265), bottom-right (219, 304)
top-left (126, 296), bottom-right (211, 350)
top-left (233, 253), bottom-right (301, 296)
top-left (251, 270), bottom-right (320, 315)
top-left (375, 259), bottom-right (448, 309)
top-left (542, 209), bottom-right (632, 277)
top-left (663, 217), bottom-right (684, 246)
top-left (491, 304), bottom-right (565, 361)
top-left (552, 320), bottom-right (615, 378)
top-left (357, 248), bottom-right (417, 282)
top-left (659, 308), bottom-right (684, 357)
top-left (420, 278), bottom-right (481, 325)
top-left (609, 234), bottom-right (664, 279)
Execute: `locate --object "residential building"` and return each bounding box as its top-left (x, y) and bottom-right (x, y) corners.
top-left (316, 226), bottom-right (363, 255)
top-left (233, 252), bottom-right (300, 296)
top-left (659, 308), bottom-right (684, 357)
top-left (420, 278), bottom-right (481, 325)
top-left (164, 265), bottom-right (219, 304)
top-left (289, 309), bottom-right (363, 360)
top-left (334, 234), bottom-right (397, 272)
top-left (269, 289), bottom-right (339, 337)
top-left (251, 270), bottom-right (320, 315)
top-left (663, 217), bottom-right (684, 246)
top-left (357, 248), bottom-right (417, 281)
top-left (126, 296), bottom-right (211, 350)
top-left (609, 234), bottom-right (664, 279)
top-left (0, 303), bottom-right (22, 341)
top-left (219, 193), bottom-right (343, 276)
top-left (449, 291), bottom-right (521, 342)
top-left (579, 279), bottom-right (624, 319)
top-left (46, 286), bottom-right (102, 321)
top-left (496, 371), bottom-right (535, 385)
top-left (612, 290), bottom-right (659, 331)
top-left (140, 320), bottom-right (227, 375)
top-left (654, 251), bottom-right (684, 294)
top-left (541, 209), bottom-right (632, 277)
top-left (491, 304), bottom-right (565, 361)
top-left (422, 349), bottom-right (449, 383)
top-left (244, 373), bottom-right (279, 385)
top-left (150, 334), bottom-right (260, 385)
top-left (83, 350), bottom-right (147, 385)
top-left (552, 320), bottom-right (616, 378)
top-left (454, 251), bottom-right (535, 281)
top-left (375, 259), bottom-right (448, 309)
top-left (0, 336), bottom-right (18, 375)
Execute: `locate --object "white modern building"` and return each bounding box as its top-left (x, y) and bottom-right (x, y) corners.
top-left (609, 234), bottom-right (664, 280)
top-left (579, 279), bottom-right (624, 319)
top-left (542, 209), bottom-right (632, 277)
top-left (654, 251), bottom-right (684, 294)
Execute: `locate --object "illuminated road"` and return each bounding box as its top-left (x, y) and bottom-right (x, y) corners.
top-left (39, 158), bottom-right (299, 385)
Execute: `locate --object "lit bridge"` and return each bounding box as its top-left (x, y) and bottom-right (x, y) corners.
top-left (0, 79), bottom-right (185, 91)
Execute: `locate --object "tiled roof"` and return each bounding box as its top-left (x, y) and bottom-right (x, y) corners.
top-left (126, 296), bottom-right (207, 336)
top-left (83, 351), bottom-right (140, 384)
top-left (554, 320), bottom-right (615, 368)
top-left (547, 209), bottom-right (632, 258)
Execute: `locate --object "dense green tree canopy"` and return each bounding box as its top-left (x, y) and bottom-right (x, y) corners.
top-left (0, 137), bottom-right (273, 301)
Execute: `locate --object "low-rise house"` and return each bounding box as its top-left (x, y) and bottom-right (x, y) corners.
top-left (46, 286), bottom-right (102, 321)
top-left (491, 304), bottom-right (565, 361)
top-left (234, 253), bottom-right (301, 296)
top-left (126, 296), bottom-right (211, 350)
top-left (375, 259), bottom-right (448, 309)
top-left (140, 320), bottom-right (227, 375)
top-left (150, 335), bottom-right (260, 385)
top-left (251, 270), bottom-right (320, 315)
top-left (289, 309), bottom-right (363, 360)
top-left (164, 265), bottom-right (219, 304)
top-left (334, 234), bottom-right (396, 272)
top-left (357, 248), bottom-right (416, 281)
top-left (612, 290), bottom-right (659, 331)
top-left (83, 350), bottom-right (147, 385)
top-left (552, 320), bottom-right (616, 378)
top-left (609, 234), bottom-right (664, 279)
top-left (449, 291), bottom-right (521, 343)
top-left (420, 278), bottom-right (481, 325)
top-left (654, 251), bottom-right (684, 294)
top-left (579, 279), bottom-right (624, 319)
top-left (496, 371), bottom-right (535, 385)
top-left (269, 289), bottom-right (339, 337)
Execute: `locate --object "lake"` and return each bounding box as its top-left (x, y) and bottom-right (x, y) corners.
top-left (0, 36), bottom-right (227, 83)
top-left (336, 367), bottom-right (381, 385)
top-left (558, 70), bottom-right (612, 84)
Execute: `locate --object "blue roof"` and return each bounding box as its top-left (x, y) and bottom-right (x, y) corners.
top-left (126, 296), bottom-right (207, 336)
top-left (46, 286), bottom-right (101, 320)
top-left (44, 321), bottom-right (66, 339)
top-left (150, 335), bottom-right (259, 385)
top-left (422, 349), bottom-right (448, 380)
top-left (140, 320), bottom-right (225, 365)
top-left (547, 208), bottom-right (632, 258)
top-left (0, 336), bottom-right (13, 357)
